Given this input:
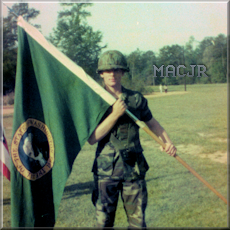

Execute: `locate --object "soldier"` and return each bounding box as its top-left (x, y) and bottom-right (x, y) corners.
top-left (88, 50), bottom-right (176, 229)
top-left (164, 84), bottom-right (168, 93)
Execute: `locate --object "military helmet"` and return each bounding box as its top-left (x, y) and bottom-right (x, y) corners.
top-left (97, 50), bottom-right (129, 73)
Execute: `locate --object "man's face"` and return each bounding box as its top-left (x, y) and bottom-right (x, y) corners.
top-left (100, 69), bottom-right (124, 88)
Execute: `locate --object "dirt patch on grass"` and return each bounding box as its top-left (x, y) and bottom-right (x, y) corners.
top-left (198, 133), bottom-right (228, 143)
top-left (207, 151), bottom-right (228, 164)
top-left (176, 144), bottom-right (202, 155)
top-left (176, 144), bottom-right (227, 164)
top-left (210, 138), bottom-right (228, 143)
top-left (141, 139), bottom-right (227, 164)
top-left (197, 132), bottom-right (215, 138)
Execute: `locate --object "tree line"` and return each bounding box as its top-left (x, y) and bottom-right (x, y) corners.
top-left (3, 3), bottom-right (228, 95)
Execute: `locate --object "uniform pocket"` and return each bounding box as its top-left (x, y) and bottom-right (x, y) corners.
top-left (96, 145), bottom-right (115, 176)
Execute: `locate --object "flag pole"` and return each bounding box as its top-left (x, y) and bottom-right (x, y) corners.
top-left (125, 109), bottom-right (228, 205)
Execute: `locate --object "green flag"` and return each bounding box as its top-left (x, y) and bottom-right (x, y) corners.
top-left (11, 16), bottom-right (115, 227)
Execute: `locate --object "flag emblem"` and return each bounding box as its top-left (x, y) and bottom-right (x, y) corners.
top-left (11, 118), bottom-right (54, 181)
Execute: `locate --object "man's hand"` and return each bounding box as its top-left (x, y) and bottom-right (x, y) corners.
top-left (88, 98), bottom-right (127, 145)
top-left (160, 143), bottom-right (177, 157)
top-left (111, 98), bottom-right (127, 118)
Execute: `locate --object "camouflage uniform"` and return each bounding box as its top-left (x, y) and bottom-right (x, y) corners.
top-left (92, 86), bottom-right (153, 229)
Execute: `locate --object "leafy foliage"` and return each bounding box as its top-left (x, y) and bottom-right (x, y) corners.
top-left (3, 3), bottom-right (40, 94)
top-left (201, 34), bottom-right (227, 83)
top-left (122, 49), bottom-right (156, 93)
top-left (125, 34), bottom-right (227, 89)
top-left (49, 3), bottom-right (106, 81)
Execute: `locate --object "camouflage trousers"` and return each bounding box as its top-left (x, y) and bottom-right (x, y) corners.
top-left (92, 175), bottom-right (148, 229)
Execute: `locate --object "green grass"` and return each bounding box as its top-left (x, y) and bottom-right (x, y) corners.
top-left (3, 83), bottom-right (228, 228)
top-left (147, 83), bottom-right (227, 154)
top-left (148, 84), bottom-right (186, 93)
top-left (55, 83), bottom-right (227, 228)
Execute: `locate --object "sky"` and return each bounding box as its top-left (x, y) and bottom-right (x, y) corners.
top-left (2, 1), bottom-right (228, 55)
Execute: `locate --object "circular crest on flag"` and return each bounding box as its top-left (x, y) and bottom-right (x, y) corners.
top-left (11, 118), bottom-right (54, 181)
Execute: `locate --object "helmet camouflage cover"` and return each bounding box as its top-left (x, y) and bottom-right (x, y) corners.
top-left (97, 50), bottom-right (129, 73)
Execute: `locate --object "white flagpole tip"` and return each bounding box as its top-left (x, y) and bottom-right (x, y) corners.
top-left (17, 16), bottom-right (24, 26)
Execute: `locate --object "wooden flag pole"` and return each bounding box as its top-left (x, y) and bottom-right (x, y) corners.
top-left (125, 109), bottom-right (228, 205)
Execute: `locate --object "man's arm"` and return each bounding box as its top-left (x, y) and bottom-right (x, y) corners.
top-left (88, 98), bottom-right (127, 145)
top-left (145, 117), bottom-right (177, 156)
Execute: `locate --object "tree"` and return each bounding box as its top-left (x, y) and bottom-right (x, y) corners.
top-left (183, 36), bottom-right (197, 85)
top-left (3, 3), bottom-right (40, 94)
top-left (125, 49), bottom-right (156, 93)
top-left (123, 33), bottom-right (227, 90)
top-left (49, 3), bottom-right (106, 81)
top-left (126, 49), bottom-right (142, 80)
top-left (201, 34), bottom-right (227, 83)
top-left (140, 51), bottom-right (157, 86)
top-left (157, 44), bottom-right (183, 85)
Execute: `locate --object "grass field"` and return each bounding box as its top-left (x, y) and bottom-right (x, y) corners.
top-left (2, 83), bottom-right (228, 228)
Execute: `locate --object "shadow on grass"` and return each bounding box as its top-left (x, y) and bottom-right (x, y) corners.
top-left (62, 171), bottom-right (190, 200)
top-left (62, 181), bottom-right (94, 199)
top-left (146, 171), bottom-right (190, 183)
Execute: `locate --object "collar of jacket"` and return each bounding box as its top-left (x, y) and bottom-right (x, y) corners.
top-left (120, 86), bottom-right (128, 102)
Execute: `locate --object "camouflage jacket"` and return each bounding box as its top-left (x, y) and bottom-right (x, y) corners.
top-left (92, 86), bottom-right (153, 181)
